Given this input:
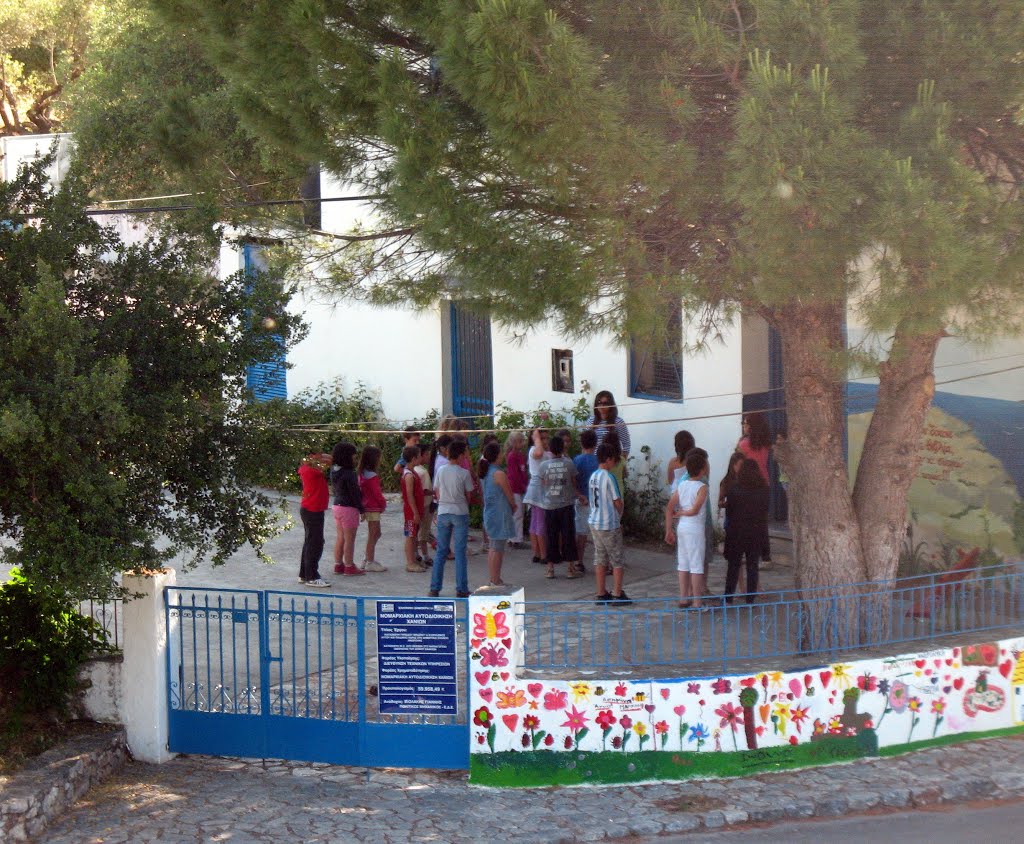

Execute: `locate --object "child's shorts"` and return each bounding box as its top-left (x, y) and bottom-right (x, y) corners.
top-left (590, 527), bottom-right (623, 569)
top-left (488, 538), bottom-right (508, 553)
top-left (529, 505), bottom-right (547, 535)
top-left (403, 519), bottom-right (418, 538)
top-left (676, 530), bottom-right (706, 574)
top-left (364, 512), bottom-right (381, 523)
top-left (333, 505), bottom-right (359, 531)
top-left (574, 502), bottom-right (590, 535)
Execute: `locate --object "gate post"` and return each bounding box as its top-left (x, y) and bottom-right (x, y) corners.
top-left (122, 568), bottom-right (178, 763)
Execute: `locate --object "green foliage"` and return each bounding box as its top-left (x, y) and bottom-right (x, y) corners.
top-left (0, 160), bottom-right (304, 599)
top-left (621, 445), bottom-right (669, 542)
top-left (0, 569), bottom-right (111, 718)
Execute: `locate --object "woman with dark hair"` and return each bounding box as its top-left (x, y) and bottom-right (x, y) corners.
top-left (330, 442), bottom-right (364, 577)
top-left (737, 411), bottom-right (773, 564)
top-left (586, 390), bottom-right (631, 458)
top-left (666, 429), bottom-right (696, 486)
top-left (723, 459), bottom-right (769, 604)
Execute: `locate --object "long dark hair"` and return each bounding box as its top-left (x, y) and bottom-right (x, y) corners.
top-left (593, 390), bottom-right (618, 423)
top-left (719, 451), bottom-right (745, 491)
top-left (737, 458), bottom-right (767, 489)
top-left (477, 441), bottom-right (501, 479)
top-left (331, 441), bottom-right (357, 470)
top-left (674, 430), bottom-right (695, 461)
top-left (357, 444), bottom-right (381, 474)
top-left (429, 433), bottom-right (453, 478)
top-left (744, 412), bottom-right (772, 451)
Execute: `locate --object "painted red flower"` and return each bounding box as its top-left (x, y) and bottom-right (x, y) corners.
top-left (619, 715), bottom-right (633, 729)
top-left (595, 710), bottom-right (616, 730)
top-left (714, 701), bottom-right (744, 732)
top-left (561, 705), bottom-right (589, 732)
top-left (654, 720), bottom-right (669, 735)
top-left (523, 714), bottom-right (541, 730)
top-left (473, 706), bottom-right (493, 728)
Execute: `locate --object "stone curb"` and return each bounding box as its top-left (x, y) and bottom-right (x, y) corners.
top-left (0, 726), bottom-right (128, 842)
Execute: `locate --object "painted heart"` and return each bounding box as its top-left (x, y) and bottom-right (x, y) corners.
top-left (755, 726), bottom-right (766, 737)
top-left (471, 638), bottom-right (483, 649)
top-left (924, 668), bottom-right (932, 676)
top-left (953, 647), bottom-right (961, 657)
top-left (479, 688), bottom-right (493, 702)
top-left (758, 704), bottom-right (771, 724)
top-left (527, 683), bottom-right (543, 698)
top-left (500, 672), bottom-right (510, 681)
top-left (933, 658), bottom-right (942, 668)
top-left (789, 678), bottom-right (803, 698)
top-left (660, 688), bottom-right (671, 700)
top-left (501, 638), bottom-right (512, 649)
top-left (944, 675), bottom-right (951, 681)
top-left (645, 704), bottom-right (656, 714)
top-left (502, 714), bottom-right (519, 731)
top-left (914, 659), bottom-right (927, 669)
top-left (475, 671), bottom-right (491, 686)
top-left (819, 671), bottom-right (832, 689)
top-left (999, 659), bottom-right (1013, 679)
top-left (1002, 648), bottom-right (1008, 656)
top-left (930, 676), bottom-right (939, 685)
top-left (804, 674), bottom-right (813, 689)
top-left (787, 693), bottom-right (794, 701)
top-left (945, 658), bottom-right (954, 666)
top-left (942, 686), bottom-right (952, 694)
top-left (953, 677), bottom-right (965, 691)
top-left (673, 705), bottom-right (686, 716)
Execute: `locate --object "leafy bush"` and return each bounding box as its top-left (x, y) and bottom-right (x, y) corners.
top-left (0, 570), bottom-right (112, 719)
top-left (621, 445), bottom-right (669, 541)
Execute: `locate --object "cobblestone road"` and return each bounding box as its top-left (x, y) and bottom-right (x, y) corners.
top-left (43, 735), bottom-right (1024, 843)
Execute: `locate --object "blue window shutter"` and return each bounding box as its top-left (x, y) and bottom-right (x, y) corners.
top-left (243, 244), bottom-right (286, 401)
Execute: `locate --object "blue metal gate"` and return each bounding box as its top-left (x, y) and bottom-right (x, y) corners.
top-left (165, 588), bottom-right (470, 769)
top-left (449, 302), bottom-right (493, 419)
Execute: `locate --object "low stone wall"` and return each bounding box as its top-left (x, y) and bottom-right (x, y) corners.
top-left (76, 654), bottom-right (123, 725)
top-left (468, 588), bottom-right (1024, 786)
top-left (0, 727), bottom-right (128, 842)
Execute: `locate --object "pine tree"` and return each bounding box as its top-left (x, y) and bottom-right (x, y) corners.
top-left (150, 0), bottom-right (1024, 594)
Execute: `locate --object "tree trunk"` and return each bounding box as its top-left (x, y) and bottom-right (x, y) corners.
top-left (852, 326), bottom-right (942, 584)
top-left (772, 304), bottom-right (866, 590)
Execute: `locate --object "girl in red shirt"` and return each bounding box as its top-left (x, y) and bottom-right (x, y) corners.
top-left (358, 446), bottom-right (388, 572)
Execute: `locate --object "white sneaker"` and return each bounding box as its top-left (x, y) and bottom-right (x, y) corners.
top-left (363, 560), bottom-right (388, 573)
top-left (305, 578), bottom-right (331, 588)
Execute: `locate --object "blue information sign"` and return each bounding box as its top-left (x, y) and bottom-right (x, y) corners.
top-left (376, 601), bottom-right (458, 715)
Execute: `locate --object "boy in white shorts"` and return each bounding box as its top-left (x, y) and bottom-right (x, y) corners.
top-left (665, 450), bottom-right (709, 610)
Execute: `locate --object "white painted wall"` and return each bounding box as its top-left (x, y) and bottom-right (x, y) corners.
top-left (1, 133), bottom-right (73, 184)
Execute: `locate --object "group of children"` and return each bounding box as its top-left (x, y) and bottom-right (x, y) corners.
top-left (295, 408), bottom-right (776, 608)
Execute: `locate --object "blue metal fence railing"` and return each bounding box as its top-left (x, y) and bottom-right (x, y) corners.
top-left (517, 561), bottom-right (1024, 676)
top-left (164, 588), bottom-right (470, 769)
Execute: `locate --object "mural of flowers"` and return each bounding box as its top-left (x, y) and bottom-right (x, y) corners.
top-left (635, 721), bottom-right (650, 750)
top-left (473, 706), bottom-right (495, 752)
top-left (688, 723), bottom-right (710, 752)
top-left (907, 696), bottom-right (922, 742)
top-left (596, 709), bottom-right (616, 750)
top-left (931, 697), bottom-right (946, 737)
top-left (857, 672), bottom-right (878, 693)
top-left (496, 688), bottom-right (526, 709)
top-left (619, 715), bottom-right (633, 751)
top-left (561, 705), bottom-right (589, 750)
top-left (772, 700), bottom-right (792, 736)
top-left (543, 689), bottom-right (568, 711)
top-left (790, 704), bottom-right (809, 734)
top-left (739, 687), bottom-right (759, 749)
top-left (711, 677), bottom-right (732, 695)
top-left (714, 701), bottom-right (744, 751)
top-left (655, 720), bottom-right (670, 749)
top-left (888, 679), bottom-right (910, 714)
top-left (522, 713), bottom-right (546, 749)
top-left (569, 681), bottom-right (592, 703)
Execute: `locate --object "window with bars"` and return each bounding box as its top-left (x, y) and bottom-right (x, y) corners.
top-left (628, 308), bottom-right (683, 400)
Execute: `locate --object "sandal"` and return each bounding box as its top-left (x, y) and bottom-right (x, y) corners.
top-left (565, 566), bottom-right (583, 579)
top-left (545, 566), bottom-right (555, 579)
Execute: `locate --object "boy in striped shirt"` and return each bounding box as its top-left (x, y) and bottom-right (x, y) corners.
top-left (589, 442), bottom-right (630, 604)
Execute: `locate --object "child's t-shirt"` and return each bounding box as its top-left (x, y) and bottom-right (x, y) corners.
top-left (588, 468), bottom-right (621, 531)
top-left (675, 479), bottom-right (707, 535)
top-left (539, 456), bottom-right (577, 510)
top-left (401, 468), bottom-right (424, 521)
top-left (413, 463), bottom-right (432, 493)
top-left (573, 452), bottom-right (599, 498)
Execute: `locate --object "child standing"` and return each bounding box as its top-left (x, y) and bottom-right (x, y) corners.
top-left (358, 445), bottom-right (388, 572)
top-left (430, 439), bottom-right (476, 597)
top-left (297, 452), bottom-right (332, 587)
top-left (412, 446), bottom-right (434, 566)
top-left (401, 445), bottom-right (428, 573)
top-left (522, 428), bottom-right (550, 564)
top-left (504, 431), bottom-right (528, 548)
top-left (540, 435), bottom-right (580, 579)
top-left (665, 430), bottom-right (696, 486)
top-left (589, 442), bottom-right (629, 604)
top-left (737, 411), bottom-right (773, 564)
top-left (573, 428), bottom-right (599, 565)
top-left (723, 459), bottom-right (769, 604)
top-left (479, 441), bottom-right (516, 586)
top-left (330, 442), bottom-right (364, 577)
top-left (393, 426), bottom-right (421, 475)
top-left (665, 450), bottom-right (709, 609)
